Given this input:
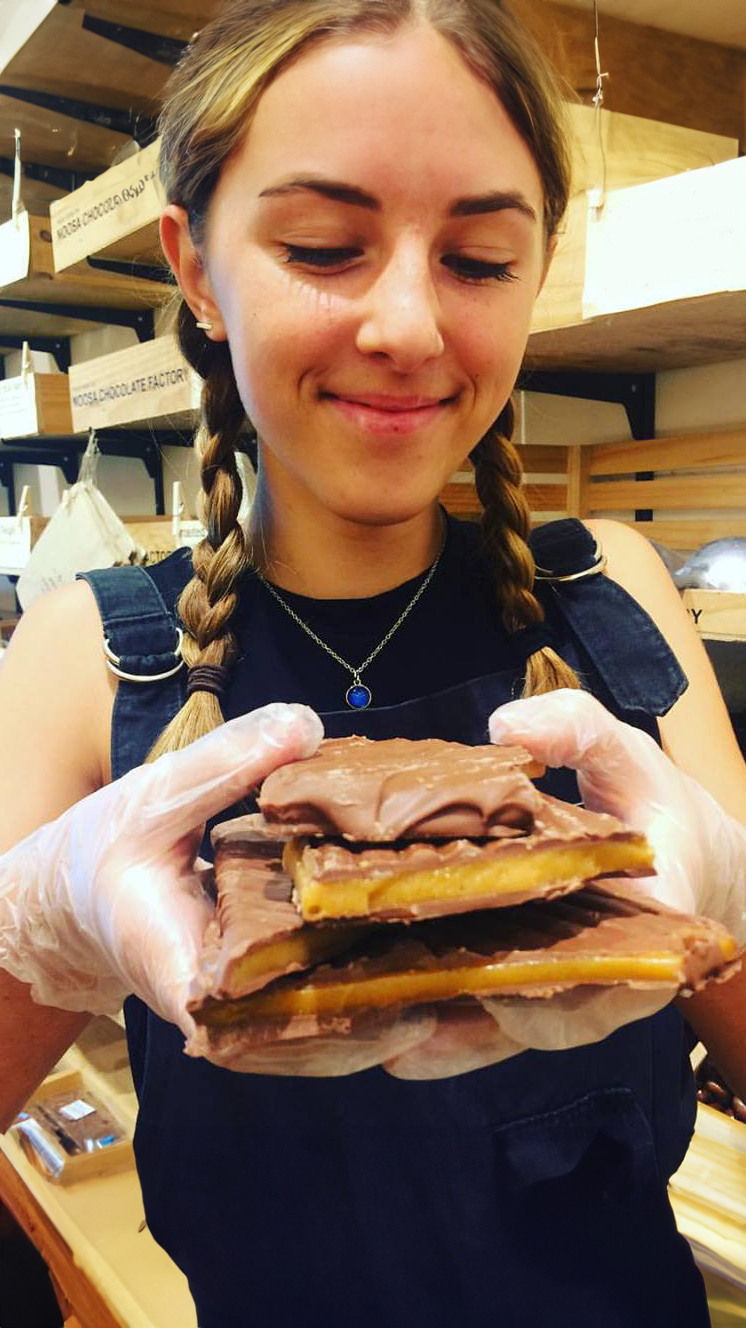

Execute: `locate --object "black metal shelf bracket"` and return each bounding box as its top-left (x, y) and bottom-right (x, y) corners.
top-left (0, 155), bottom-right (97, 194)
top-left (2, 430), bottom-right (166, 513)
top-left (0, 335), bottom-right (71, 374)
top-left (0, 84), bottom-right (157, 146)
top-left (81, 14), bottom-right (189, 67)
top-left (0, 299), bottom-right (155, 341)
top-left (518, 369), bottom-right (656, 441)
top-left (0, 446), bottom-right (79, 515)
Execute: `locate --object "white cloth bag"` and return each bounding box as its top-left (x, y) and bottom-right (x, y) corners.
top-left (17, 436), bottom-right (140, 610)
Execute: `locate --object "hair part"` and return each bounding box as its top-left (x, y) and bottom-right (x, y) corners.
top-left (149, 0), bottom-right (578, 758)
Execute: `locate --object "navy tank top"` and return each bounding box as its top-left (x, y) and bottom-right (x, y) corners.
top-left (81, 516), bottom-right (709, 1328)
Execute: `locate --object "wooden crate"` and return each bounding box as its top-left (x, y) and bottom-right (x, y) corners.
top-left (68, 336), bottom-right (200, 432)
top-left (0, 372), bottom-right (72, 439)
top-left (51, 141), bottom-right (164, 274)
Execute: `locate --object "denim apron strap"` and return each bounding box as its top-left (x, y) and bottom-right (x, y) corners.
top-left (77, 566), bottom-right (186, 779)
top-left (530, 518), bottom-right (688, 717)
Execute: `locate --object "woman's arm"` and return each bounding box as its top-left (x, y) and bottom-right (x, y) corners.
top-left (0, 581), bottom-right (115, 1129)
top-left (586, 518), bottom-right (746, 1095)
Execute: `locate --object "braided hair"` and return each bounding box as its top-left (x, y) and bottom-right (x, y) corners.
top-left (470, 404), bottom-right (581, 695)
top-left (147, 307), bottom-right (252, 758)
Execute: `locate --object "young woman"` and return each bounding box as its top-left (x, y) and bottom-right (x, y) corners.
top-left (2, 3), bottom-right (746, 1324)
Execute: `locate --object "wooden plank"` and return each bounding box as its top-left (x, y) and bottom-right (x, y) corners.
top-left (628, 520), bottom-right (746, 550)
top-left (511, 1), bottom-right (746, 146)
top-left (682, 590), bottom-right (746, 642)
top-left (566, 444), bottom-right (591, 518)
top-left (525, 483), bottom-right (568, 511)
top-left (0, 1153), bottom-right (124, 1328)
top-left (516, 444), bottom-right (569, 475)
top-left (587, 475), bottom-right (746, 511)
top-left (589, 430), bottom-right (746, 476)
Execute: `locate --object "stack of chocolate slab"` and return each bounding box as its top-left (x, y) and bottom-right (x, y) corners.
top-left (187, 736), bottom-right (738, 1058)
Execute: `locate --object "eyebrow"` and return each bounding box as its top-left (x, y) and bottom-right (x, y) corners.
top-left (258, 175), bottom-right (537, 222)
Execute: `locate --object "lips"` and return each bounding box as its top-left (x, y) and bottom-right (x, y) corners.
top-left (327, 393), bottom-right (452, 411)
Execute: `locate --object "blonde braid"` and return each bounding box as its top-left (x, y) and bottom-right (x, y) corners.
top-left (470, 405), bottom-right (581, 697)
top-left (147, 308), bottom-right (251, 758)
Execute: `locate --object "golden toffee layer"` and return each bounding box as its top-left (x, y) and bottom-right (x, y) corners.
top-left (190, 881), bottom-right (738, 1047)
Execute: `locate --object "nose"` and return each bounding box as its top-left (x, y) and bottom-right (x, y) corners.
top-left (355, 238), bottom-right (445, 372)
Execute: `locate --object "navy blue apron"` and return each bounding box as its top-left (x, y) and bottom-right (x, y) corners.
top-left (80, 519), bottom-right (708, 1328)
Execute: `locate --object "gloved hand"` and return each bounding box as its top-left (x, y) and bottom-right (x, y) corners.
top-left (0, 704), bottom-right (323, 1034)
top-left (488, 689), bottom-right (746, 942)
top-left (387, 688), bottom-right (746, 1080)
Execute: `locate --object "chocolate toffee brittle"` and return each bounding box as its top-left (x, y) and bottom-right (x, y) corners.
top-left (189, 842), bottom-right (370, 1005)
top-left (190, 882), bottom-right (739, 1048)
top-left (257, 735), bottom-right (544, 840)
top-left (285, 795), bottom-right (654, 922)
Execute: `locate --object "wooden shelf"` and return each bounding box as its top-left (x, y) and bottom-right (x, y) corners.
top-left (0, 372), bottom-right (72, 439)
top-left (1, 3), bottom-right (170, 116)
top-left (0, 93), bottom-right (131, 177)
top-left (529, 156), bottom-right (746, 373)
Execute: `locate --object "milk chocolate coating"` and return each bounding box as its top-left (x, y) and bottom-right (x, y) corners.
top-left (193, 881), bottom-right (738, 1046)
top-left (188, 842), bottom-right (368, 1007)
top-left (257, 735), bottom-right (541, 840)
top-left (299, 794), bottom-right (649, 900)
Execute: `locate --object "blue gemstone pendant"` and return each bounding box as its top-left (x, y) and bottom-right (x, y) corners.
top-left (346, 682), bottom-right (372, 710)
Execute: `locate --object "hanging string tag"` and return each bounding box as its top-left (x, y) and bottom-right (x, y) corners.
top-left (12, 128), bottom-right (24, 226)
top-left (20, 339), bottom-right (31, 386)
top-left (172, 479), bottom-right (184, 542)
top-left (589, 2), bottom-right (609, 215)
top-left (14, 485), bottom-right (31, 530)
top-left (79, 429), bottom-right (101, 486)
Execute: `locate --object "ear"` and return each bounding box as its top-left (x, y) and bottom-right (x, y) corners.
top-left (536, 232), bottom-right (558, 299)
top-left (160, 205), bottom-right (228, 342)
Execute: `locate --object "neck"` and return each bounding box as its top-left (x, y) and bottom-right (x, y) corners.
top-left (249, 480), bottom-right (444, 600)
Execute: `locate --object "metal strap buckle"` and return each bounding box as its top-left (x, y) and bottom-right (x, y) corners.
top-left (534, 540), bottom-right (607, 583)
top-left (103, 628), bottom-right (185, 683)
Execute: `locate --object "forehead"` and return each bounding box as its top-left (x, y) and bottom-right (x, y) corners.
top-left (218, 24), bottom-right (545, 213)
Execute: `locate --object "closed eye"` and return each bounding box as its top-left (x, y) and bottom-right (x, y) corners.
top-left (443, 255), bottom-right (517, 283)
top-left (282, 244), bottom-right (361, 267)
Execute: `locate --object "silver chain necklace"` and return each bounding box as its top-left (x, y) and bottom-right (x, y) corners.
top-left (254, 532), bottom-right (445, 710)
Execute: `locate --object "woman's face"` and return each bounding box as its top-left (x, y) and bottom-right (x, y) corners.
top-left (198, 24), bottom-right (551, 528)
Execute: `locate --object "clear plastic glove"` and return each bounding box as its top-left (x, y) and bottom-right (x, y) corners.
top-left (0, 704), bottom-right (323, 1034)
top-left (388, 688), bottom-right (746, 1080)
top-left (489, 689), bottom-right (746, 942)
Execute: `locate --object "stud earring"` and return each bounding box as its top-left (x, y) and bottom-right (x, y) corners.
top-left (196, 319), bottom-right (213, 331)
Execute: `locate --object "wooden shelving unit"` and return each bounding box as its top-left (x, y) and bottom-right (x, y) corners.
top-left (68, 0), bottom-right (222, 42)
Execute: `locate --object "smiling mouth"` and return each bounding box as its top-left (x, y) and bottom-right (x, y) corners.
top-left (321, 392), bottom-right (457, 412)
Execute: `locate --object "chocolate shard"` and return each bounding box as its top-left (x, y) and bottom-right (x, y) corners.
top-left (188, 841), bottom-right (371, 1009)
top-left (257, 735), bottom-right (543, 840)
top-left (191, 881), bottom-right (739, 1047)
top-left (288, 793), bottom-right (654, 922)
